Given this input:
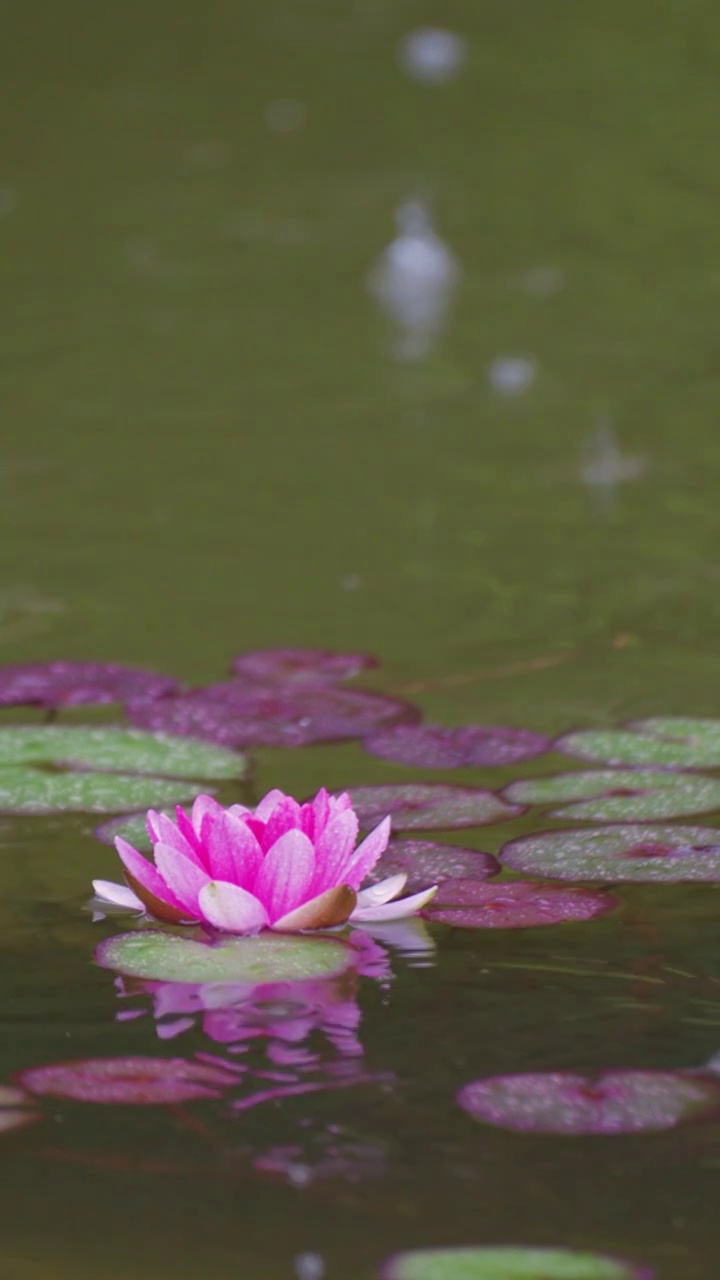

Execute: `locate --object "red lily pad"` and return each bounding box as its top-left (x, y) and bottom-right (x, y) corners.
top-left (230, 647), bottom-right (378, 686)
top-left (344, 784), bottom-right (523, 831)
top-left (17, 1056), bottom-right (236, 1104)
top-left (502, 769), bottom-right (720, 821)
top-left (0, 661), bottom-right (178, 708)
top-left (381, 1246), bottom-right (654, 1280)
top-left (501, 823), bottom-right (720, 882)
top-left (457, 1068), bottom-right (720, 1134)
top-left (556, 718), bottom-right (720, 769)
top-left (424, 880), bottom-right (618, 929)
top-left (127, 684), bottom-right (418, 748)
top-left (363, 723), bottom-right (550, 769)
top-left (368, 840), bottom-right (499, 892)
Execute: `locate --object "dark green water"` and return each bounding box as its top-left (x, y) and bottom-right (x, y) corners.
top-left (3, 1), bottom-right (720, 1276)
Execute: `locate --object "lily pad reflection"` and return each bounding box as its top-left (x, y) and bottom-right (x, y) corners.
top-left (382, 1246), bottom-right (653, 1279)
top-left (457, 1069), bottom-right (720, 1134)
top-left (18, 1056), bottom-right (236, 1104)
top-left (501, 824), bottom-right (720, 882)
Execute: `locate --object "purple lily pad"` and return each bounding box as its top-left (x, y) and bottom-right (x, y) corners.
top-left (344, 784), bottom-right (523, 832)
top-left (368, 840), bottom-right (500, 893)
top-left (381, 1245), bottom-right (654, 1280)
top-left (363, 723), bottom-right (550, 769)
top-left (501, 823), bottom-right (720, 882)
top-left (230, 647), bottom-right (378, 686)
top-left (424, 880), bottom-right (618, 929)
top-left (127, 684), bottom-right (418, 748)
top-left (17, 1056), bottom-right (236, 1105)
top-left (502, 769), bottom-right (720, 821)
top-left (457, 1068), bottom-right (720, 1134)
top-left (0, 661), bottom-right (178, 709)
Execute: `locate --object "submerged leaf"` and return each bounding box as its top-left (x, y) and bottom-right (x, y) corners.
top-left (382, 1246), bottom-right (653, 1279)
top-left (128, 685), bottom-right (418, 748)
top-left (424, 880), bottom-right (618, 929)
top-left (0, 725), bottom-right (246, 779)
top-left (556, 718), bottom-right (720, 769)
top-left (96, 930), bottom-right (357, 985)
top-left (364, 723), bottom-right (550, 769)
top-left (0, 660), bottom-right (178, 708)
top-left (457, 1069), bottom-right (720, 1134)
top-left (230, 647), bottom-right (378, 686)
top-left (501, 824), bottom-right (720, 882)
top-left (503, 769), bottom-right (720, 821)
top-left (344, 784), bottom-right (523, 832)
top-left (17, 1056), bottom-right (235, 1104)
top-left (368, 839), bottom-right (499, 892)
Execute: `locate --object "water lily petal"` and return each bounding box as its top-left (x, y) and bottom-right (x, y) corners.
top-left (205, 810), bottom-right (263, 886)
top-left (254, 829), bottom-right (316, 921)
top-left (312, 809), bottom-right (360, 894)
top-left (152, 810), bottom-right (204, 866)
top-left (355, 873), bottom-right (407, 909)
top-left (191, 794), bottom-right (225, 839)
top-left (311, 787), bottom-right (330, 836)
top-left (114, 837), bottom-right (185, 909)
top-left (253, 789), bottom-right (286, 823)
top-left (351, 883), bottom-right (437, 923)
top-left (198, 881), bottom-right (269, 934)
top-left (344, 817), bottom-right (392, 889)
top-left (272, 884), bottom-right (357, 932)
top-left (92, 880), bottom-right (144, 910)
top-left (262, 796), bottom-right (303, 850)
top-left (153, 841), bottom-right (210, 916)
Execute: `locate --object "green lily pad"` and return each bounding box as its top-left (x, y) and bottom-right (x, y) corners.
top-left (503, 769), bottom-right (720, 821)
top-left (556, 718), bottom-right (720, 769)
top-left (501, 823), bottom-right (720, 882)
top-left (0, 726), bottom-right (247, 779)
top-left (96, 930), bottom-right (357, 984)
top-left (381, 1246), bottom-right (651, 1279)
top-left (0, 766), bottom-right (214, 815)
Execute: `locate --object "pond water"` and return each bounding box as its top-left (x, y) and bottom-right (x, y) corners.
top-left (3, 1), bottom-right (720, 1277)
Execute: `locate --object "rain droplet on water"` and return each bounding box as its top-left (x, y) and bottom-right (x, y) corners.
top-left (368, 198), bottom-right (460, 362)
top-left (397, 28), bottom-right (467, 84)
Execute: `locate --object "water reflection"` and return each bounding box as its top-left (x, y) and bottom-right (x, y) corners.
top-left (368, 198), bottom-right (460, 362)
top-left (581, 419), bottom-right (646, 516)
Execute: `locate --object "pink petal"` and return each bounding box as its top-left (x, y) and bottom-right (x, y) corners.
top-left (344, 816), bottom-right (392, 889)
top-left (146, 811), bottom-right (161, 843)
top-left (198, 881), bottom-right (269, 934)
top-left (152, 811), bottom-right (204, 867)
top-left (191, 794), bottom-right (225, 839)
top-left (272, 884), bottom-right (357, 932)
top-left (253, 789), bottom-right (287, 823)
top-left (254, 829), bottom-right (316, 922)
top-left (174, 806), bottom-right (205, 857)
top-left (92, 880), bottom-right (144, 910)
top-left (114, 837), bottom-right (185, 910)
top-left (153, 841), bottom-right (211, 916)
top-left (350, 883), bottom-right (437, 923)
top-left (311, 787), bottom-right (330, 836)
top-left (205, 811), bottom-right (263, 886)
top-left (312, 810), bottom-right (360, 894)
top-left (298, 802), bottom-right (316, 839)
top-left (354, 873), bottom-right (407, 909)
top-left (262, 796), bottom-right (303, 851)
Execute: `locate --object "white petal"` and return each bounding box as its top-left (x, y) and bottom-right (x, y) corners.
top-left (354, 873), bottom-right (407, 910)
top-left (350, 883), bottom-right (437, 924)
top-left (198, 880), bottom-right (269, 934)
top-left (91, 880), bottom-right (145, 911)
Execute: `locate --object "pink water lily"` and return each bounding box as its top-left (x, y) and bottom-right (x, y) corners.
top-left (92, 788), bottom-right (436, 934)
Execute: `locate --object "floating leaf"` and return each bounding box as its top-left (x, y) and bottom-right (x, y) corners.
top-left (424, 880), bottom-right (618, 929)
top-left (501, 824), bottom-right (720, 882)
top-left (344, 784), bottom-right (523, 832)
top-left (368, 840), bottom-right (499, 892)
top-left (230, 647), bottom-right (378, 686)
top-left (128, 685), bottom-right (418, 748)
top-left (457, 1069), bottom-right (720, 1134)
top-left (96, 930), bottom-right (357, 985)
top-left (0, 766), bottom-right (210, 815)
top-left (503, 769), bottom-right (720, 821)
top-left (17, 1056), bottom-right (235, 1104)
top-left (94, 812), bottom-right (152, 850)
top-left (0, 661), bottom-right (178, 708)
top-left (0, 726), bottom-right (247, 779)
top-left (556, 718), bottom-right (720, 769)
top-left (363, 723), bottom-right (550, 769)
top-left (381, 1246), bottom-right (653, 1280)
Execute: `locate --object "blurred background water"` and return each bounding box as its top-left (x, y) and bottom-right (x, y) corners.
top-left (3, 1), bottom-right (720, 1277)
